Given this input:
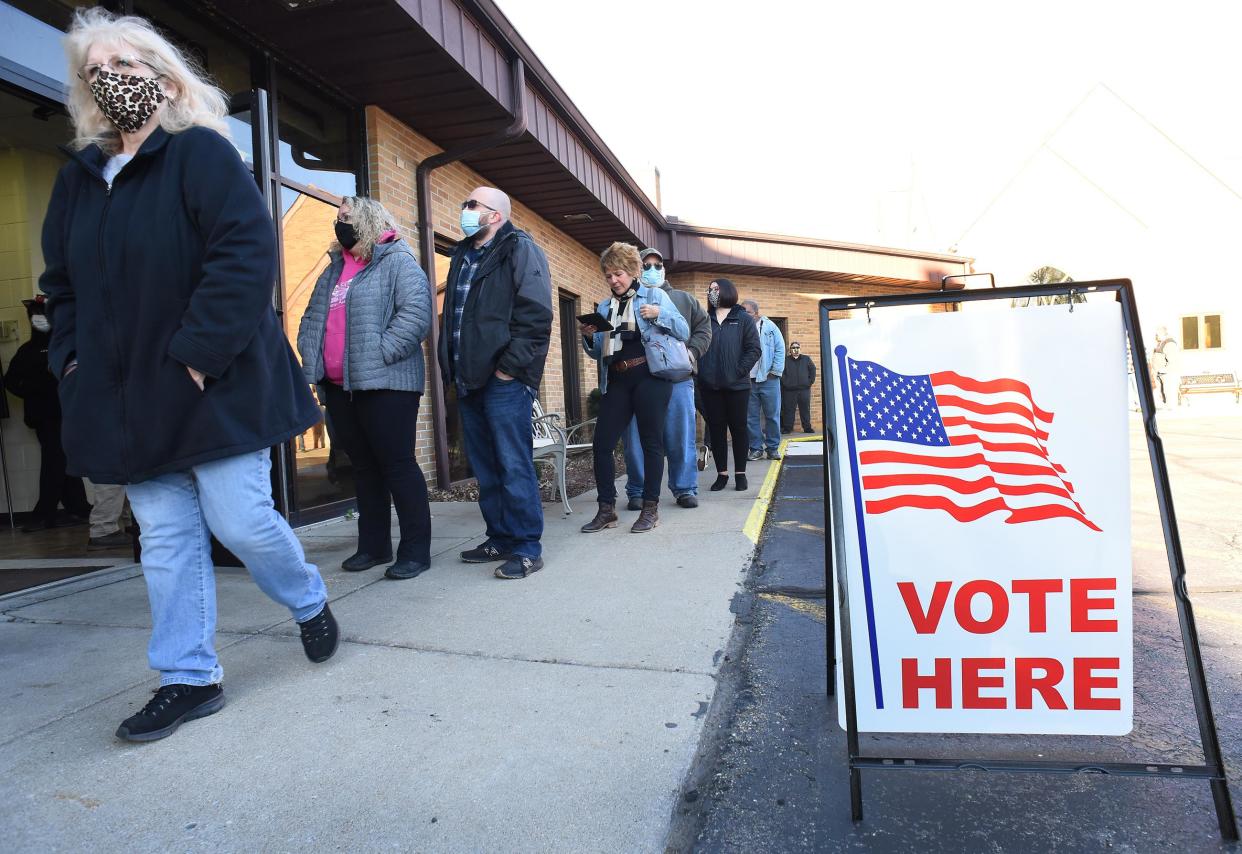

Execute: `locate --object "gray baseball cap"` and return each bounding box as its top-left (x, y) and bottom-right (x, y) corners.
top-left (640, 247), bottom-right (664, 262)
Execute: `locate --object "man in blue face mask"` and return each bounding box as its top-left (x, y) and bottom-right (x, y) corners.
top-left (438, 186), bottom-right (554, 580)
top-left (621, 248), bottom-right (713, 509)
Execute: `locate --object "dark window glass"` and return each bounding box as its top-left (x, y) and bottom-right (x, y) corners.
top-left (278, 188), bottom-right (355, 507)
top-left (1182, 316), bottom-right (1199, 350)
top-left (1204, 314), bottom-right (1222, 349)
top-left (276, 66), bottom-right (356, 197)
top-left (559, 292), bottom-right (582, 424)
top-left (434, 248), bottom-right (473, 483)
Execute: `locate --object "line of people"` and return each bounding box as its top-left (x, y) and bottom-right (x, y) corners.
top-left (32, 8), bottom-right (817, 743)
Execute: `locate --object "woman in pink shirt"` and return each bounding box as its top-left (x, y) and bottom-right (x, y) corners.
top-left (297, 197), bottom-right (434, 580)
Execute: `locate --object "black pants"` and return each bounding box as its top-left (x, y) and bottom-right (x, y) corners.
top-left (32, 420), bottom-right (89, 522)
top-left (594, 364), bottom-right (672, 503)
top-left (781, 387), bottom-right (813, 432)
top-left (700, 386), bottom-right (751, 473)
top-left (322, 383), bottom-right (431, 564)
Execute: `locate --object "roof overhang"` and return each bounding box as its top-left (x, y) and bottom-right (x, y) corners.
top-left (199, 0), bottom-right (971, 289)
top-left (669, 222), bottom-right (973, 288)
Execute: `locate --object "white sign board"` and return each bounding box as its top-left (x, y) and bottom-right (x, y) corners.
top-left (830, 302), bottom-right (1132, 735)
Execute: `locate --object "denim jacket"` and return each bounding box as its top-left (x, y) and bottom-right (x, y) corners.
top-left (750, 316), bottom-right (786, 381)
top-left (582, 285), bottom-right (689, 394)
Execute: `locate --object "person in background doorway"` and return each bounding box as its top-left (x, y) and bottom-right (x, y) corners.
top-left (87, 481), bottom-right (130, 548)
top-left (621, 247), bottom-right (711, 510)
top-left (42, 8), bottom-right (336, 743)
top-left (4, 297), bottom-right (91, 532)
top-left (440, 186), bottom-right (553, 580)
top-left (580, 242), bottom-right (689, 533)
top-left (779, 342), bottom-right (816, 434)
top-left (743, 299), bottom-right (785, 460)
top-left (1151, 326), bottom-right (1178, 407)
top-left (297, 196), bottom-right (433, 581)
top-left (697, 279), bottom-right (761, 491)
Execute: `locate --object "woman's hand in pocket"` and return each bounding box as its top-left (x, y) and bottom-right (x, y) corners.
top-left (187, 366), bottom-right (206, 391)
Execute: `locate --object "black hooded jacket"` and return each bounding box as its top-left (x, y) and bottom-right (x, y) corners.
top-left (38, 126), bottom-right (320, 484)
top-left (4, 328), bottom-right (60, 429)
top-left (698, 304), bottom-right (762, 391)
top-left (438, 220), bottom-right (553, 392)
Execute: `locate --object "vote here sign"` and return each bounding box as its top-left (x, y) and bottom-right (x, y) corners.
top-left (830, 301), bottom-right (1132, 734)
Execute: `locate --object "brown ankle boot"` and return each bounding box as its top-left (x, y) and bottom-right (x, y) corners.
top-left (631, 500), bottom-right (659, 533)
top-left (581, 502), bottom-right (618, 533)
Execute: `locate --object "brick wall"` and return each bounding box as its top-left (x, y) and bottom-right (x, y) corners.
top-left (364, 107), bottom-right (957, 481)
top-left (670, 272), bottom-right (923, 433)
top-left (366, 107), bottom-right (606, 480)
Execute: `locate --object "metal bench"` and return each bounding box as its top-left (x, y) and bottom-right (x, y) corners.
top-left (531, 399), bottom-right (596, 515)
top-left (1178, 372), bottom-right (1241, 405)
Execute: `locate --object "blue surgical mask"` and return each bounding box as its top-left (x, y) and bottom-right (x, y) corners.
top-left (640, 266), bottom-right (665, 287)
top-left (460, 209), bottom-right (483, 237)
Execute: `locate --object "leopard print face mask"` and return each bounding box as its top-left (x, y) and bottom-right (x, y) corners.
top-left (89, 68), bottom-right (166, 134)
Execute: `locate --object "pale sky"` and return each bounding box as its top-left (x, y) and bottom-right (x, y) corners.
top-left (494, 0), bottom-right (1242, 298)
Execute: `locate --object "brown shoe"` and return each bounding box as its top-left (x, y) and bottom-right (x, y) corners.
top-left (580, 502), bottom-right (618, 533)
top-left (631, 500), bottom-right (659, 533)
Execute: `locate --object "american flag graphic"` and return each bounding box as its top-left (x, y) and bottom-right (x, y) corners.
top-left (845, 357), bottom-right (1100, 531)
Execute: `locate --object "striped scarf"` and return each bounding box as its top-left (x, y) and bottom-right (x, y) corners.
top-left (604, 289), bottom-right (638, 359)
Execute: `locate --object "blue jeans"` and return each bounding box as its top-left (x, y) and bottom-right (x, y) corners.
top-left (126, 449), bottom-right (327, 687)
top-left (458, 376), bottom-right (543, 558)
top-left (748, 377), bottom-right (782, 452)
top-left (624, 378), bottom-right (698, 498)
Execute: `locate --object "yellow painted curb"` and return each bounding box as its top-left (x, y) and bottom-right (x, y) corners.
top-left (742, 437), bottom-right (790, 544)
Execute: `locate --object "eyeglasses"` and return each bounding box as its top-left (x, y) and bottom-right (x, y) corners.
top-left (77, 54), bottom-right (158, 83)
top-left (461, 199), bottom-right (496, 212)
top-left (643, 262), bottom-right (663, 271)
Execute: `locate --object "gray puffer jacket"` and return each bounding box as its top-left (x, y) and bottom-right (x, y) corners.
top-left (297, 238), bottom-right (432, 392)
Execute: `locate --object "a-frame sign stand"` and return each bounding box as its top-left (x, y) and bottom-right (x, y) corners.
top-left (817, 279), bottom-right (1237, 840)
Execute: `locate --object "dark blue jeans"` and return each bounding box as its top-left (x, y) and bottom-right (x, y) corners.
top-left (458, 376), bottom-right (543, 558)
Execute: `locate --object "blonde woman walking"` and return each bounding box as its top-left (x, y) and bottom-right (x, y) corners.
top-left (40, 8), bottom-right (335, 742)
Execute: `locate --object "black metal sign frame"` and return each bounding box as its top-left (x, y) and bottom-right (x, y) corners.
top-left (817, 279), bottom-right (1237, 839)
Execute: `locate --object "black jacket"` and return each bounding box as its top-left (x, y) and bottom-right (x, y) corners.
top-left (4, 330), bottom-right (60, 429)
top-left (39, 126), bottom-right (320, 484)
top-left (781, 354), bottom-right (816, 389)
top-left (438, 221), bottom-right (553, 392)
top-left (698, 305), bottom-right (762, 391)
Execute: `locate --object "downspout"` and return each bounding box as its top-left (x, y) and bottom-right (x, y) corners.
top-left (417, 56), bottom-right (528, 489)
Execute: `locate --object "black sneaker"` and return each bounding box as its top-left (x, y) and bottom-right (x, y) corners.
top-left (341, 551), bottom-right (392, 572)
top-left (460, 543), bottom-right (513, 563)
top-left (298, 603), bottom-right (339, 663)
top-left (495, 556), bottom-right (544, 580)
top-left (627, 496), bottom-right (643, 511)
top-left (676, 494), bottom-right (699, 508)
top-left (88, 529), bottom-right (131, 549)
top-left (766, 449), bottom-right (782, 460)
top-left (116, 683), bottom-right (224, 742)
top-left (385, 560), bottom-right (430, 580)
top-left (747, 449), bottom-right (764, 461)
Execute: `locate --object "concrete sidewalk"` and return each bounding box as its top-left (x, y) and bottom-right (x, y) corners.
top-left (0, 466), bottom-right (767, 853)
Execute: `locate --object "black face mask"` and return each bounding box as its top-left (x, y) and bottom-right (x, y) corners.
top-left (334, 220), bottom-right (359, 250)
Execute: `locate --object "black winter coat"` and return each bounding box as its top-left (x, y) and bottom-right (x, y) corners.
top-left (698, 305), bottom-right (762, 391)
top-left (438, 221), bottom-right (553, 392)
top-left (4, 330), bottom-right (60, 429)
top-left (781, 354), bottom-right (816, 389)
top-left (39, 126), bottom-right (320, 484)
